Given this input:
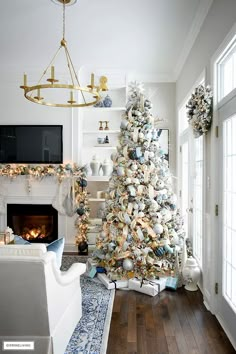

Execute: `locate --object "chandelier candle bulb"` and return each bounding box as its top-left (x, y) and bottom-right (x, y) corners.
top-left (51, 66), bottom-right (55, 80)
top-left (24, 73), bottom-right (27, 86)
top-left (91, 73), bottom-right (94, 87)
top-left (70, 91), bottom-right (74, 101)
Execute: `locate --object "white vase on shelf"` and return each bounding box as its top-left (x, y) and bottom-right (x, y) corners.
top-left (182, 256), bottom-right (201, 291)
top-left (101, 158), bottom-right (113, 176)
top-left (90, 155), bottom-right (101, 176)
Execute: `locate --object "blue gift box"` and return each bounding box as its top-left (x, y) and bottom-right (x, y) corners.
top-left (165, 277), bottom-right (178, 290)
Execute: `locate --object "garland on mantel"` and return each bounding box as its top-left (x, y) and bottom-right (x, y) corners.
top-left (0, 163), bottom-right (90, 249)
top-left (0, 163), bottom-right (85, 180)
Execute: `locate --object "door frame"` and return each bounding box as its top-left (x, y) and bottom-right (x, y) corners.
top-left (210, 23), bottom-right (236, 349)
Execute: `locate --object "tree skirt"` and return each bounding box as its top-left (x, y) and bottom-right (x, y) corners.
top-left (61, 255), bottom-right (115, 354)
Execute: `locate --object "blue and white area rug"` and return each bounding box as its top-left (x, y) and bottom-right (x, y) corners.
top-left (61, 255), bottom-right (115, 354)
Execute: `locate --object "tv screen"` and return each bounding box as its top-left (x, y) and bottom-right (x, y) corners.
top-left (0, 125), bottom-right (63, 163)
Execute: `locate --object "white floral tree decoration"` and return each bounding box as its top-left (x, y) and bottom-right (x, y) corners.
top-left (186, 84), bottom-right (213, 138)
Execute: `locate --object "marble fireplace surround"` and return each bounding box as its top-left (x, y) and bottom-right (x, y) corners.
top-left (0, 177), bottom-right (78, 252)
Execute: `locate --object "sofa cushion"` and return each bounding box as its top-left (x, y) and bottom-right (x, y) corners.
top-left (0, 244), bottom-right (47, 257)
top-left (13, 235), bottom-right (31, 245)
top-left (46, 238), bottom-right (65, 268)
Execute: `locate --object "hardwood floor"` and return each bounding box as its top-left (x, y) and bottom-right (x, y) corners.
top-left (107, 287), bottom-right (236, 354)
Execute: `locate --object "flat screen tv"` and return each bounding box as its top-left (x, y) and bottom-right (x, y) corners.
top-left (0, 125), bottom-right (63, 163)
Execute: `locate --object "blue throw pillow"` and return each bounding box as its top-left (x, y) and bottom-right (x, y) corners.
top-left (47, 238), bottom-right (65, 268)
top-left (13, 235), bottom-right (31, 245)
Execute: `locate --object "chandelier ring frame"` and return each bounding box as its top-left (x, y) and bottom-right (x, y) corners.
top-left (22, 84), bottom-right (100, 108)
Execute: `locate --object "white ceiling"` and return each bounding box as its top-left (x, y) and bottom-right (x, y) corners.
top-left (0, 0), bottom-right (212, 82)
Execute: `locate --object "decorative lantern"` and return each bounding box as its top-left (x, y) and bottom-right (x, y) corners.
top-left (182, 256), bottom-right (201, 291)
top-left (4, 227), bottom-right (14, 244)
top-left (0, 232), bottom-right (6, 245)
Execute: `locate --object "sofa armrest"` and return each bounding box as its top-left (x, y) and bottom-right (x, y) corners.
top-left (60, 263), bottom-right (86, 283)
top-left (53, 263), bottom-right (86, 286)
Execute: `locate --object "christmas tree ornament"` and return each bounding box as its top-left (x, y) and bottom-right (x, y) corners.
top-left (123, 258), bottom-right (134, 271)
top-left (79, 178), bottom-right (87, 188)
top-left (77, 206), bottom-right (85, 216)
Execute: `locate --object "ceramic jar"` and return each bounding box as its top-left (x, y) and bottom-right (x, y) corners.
top-left (182, 256), bottom-right (201, 291)
top-left (101, 158), bottom-right (113, 176)
top-left (90, 155), bottom-right (101, 176)
top-left (103, 95), bottom-right (112, 107)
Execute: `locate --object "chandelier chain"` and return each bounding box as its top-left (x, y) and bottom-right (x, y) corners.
top-left (63, 1), bottom-right (65, 39)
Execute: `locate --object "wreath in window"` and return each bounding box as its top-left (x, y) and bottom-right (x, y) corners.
top-left (186, 84), bottom-right (213, 138)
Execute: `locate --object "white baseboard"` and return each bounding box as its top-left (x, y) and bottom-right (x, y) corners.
top-left (216, 314), bottom-right (236, 350)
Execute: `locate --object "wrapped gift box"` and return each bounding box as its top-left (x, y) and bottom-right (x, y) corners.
top-left (129, 278), bottom-right (162, 297)
top-left (165, 276), bottom-right (178, 290)
top-left (86, 258), bottom-right (98, 272)
top-left (146, 277), bottom-right (167, 292)
top-left (97, 273), bottom-right (129, 290)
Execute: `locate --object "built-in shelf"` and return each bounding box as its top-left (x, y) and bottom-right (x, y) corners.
top-left (83, 107), bottom-right (126, 112)
top-left (83, 130), bottom-right (120, 134)
top-left (87, 176), bottom-right (110, 181)
top-left (93, 144), bottom-right (116, 148)
top-left (88, 198), bottom-right (106, 202)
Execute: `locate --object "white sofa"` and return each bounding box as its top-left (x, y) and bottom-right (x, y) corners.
top-left (0, 244), bottom-right (86, 354)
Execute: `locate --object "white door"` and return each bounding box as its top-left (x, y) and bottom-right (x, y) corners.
top-left (179, 130), bottom-right (203, 267)
top-left (192, 135), bottom-right (204, 267)
top-left (217, 95), bottom-right (236, 343)
top-left (179, 131), bottom-right (192, 240)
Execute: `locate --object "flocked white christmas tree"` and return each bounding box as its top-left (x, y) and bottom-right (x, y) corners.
top-left (93, 82), bottom-right (185, 280)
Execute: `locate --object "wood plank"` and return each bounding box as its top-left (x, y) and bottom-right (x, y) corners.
top-left (106, 288), bottom-right (236, 354)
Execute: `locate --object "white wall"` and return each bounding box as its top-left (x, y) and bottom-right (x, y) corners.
top-left (144, 82), bottom-right (176, 176)
top-left (175, 0), bottom-right (236, 325)
top-left (177, 0), bottom-right (236, 106)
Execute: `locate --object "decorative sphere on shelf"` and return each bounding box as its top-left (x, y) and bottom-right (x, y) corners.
top-left (182, 257), bottom-right (201, 291)
top-left (123, 258), bottom-right (134, 271)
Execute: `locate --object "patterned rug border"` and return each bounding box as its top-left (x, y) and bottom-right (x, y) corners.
top-left (61, 255), bottom-right (115, 354)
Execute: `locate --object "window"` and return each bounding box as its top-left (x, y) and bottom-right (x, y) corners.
top-left (178, 101), bottom-right (189, 134)
top-left (193, 135), bottom-right (203, 266)
top-left (218, 35), bottom-right (236, 101)
top-left (223, 115), bottom-right (236, 311)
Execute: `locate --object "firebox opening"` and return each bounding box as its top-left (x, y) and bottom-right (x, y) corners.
top-left (7, 204), bottom-right (58, 243)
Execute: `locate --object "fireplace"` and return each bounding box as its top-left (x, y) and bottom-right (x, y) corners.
top-left (7, 204), bottom-right (58, 243)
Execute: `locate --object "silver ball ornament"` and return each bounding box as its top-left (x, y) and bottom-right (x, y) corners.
top-left (123, 258), bottom-right (134, 271)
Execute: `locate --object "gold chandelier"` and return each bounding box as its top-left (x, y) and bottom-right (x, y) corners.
top-left (20, 0), bottom-right (108, 108)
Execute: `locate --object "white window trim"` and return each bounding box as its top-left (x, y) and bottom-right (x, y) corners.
top-left (209, 22), bottom-right (236, 315)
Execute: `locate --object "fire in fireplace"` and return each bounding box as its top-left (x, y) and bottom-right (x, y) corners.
top-left (7, 204), bottom-right (58, 243)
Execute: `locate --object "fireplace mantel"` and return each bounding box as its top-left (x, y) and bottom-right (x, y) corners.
top-left (0, 176), bottom-right (78, 252)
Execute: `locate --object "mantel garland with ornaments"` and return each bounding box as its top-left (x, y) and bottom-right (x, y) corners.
top-left (0, 163), bottom-right (90, 248)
